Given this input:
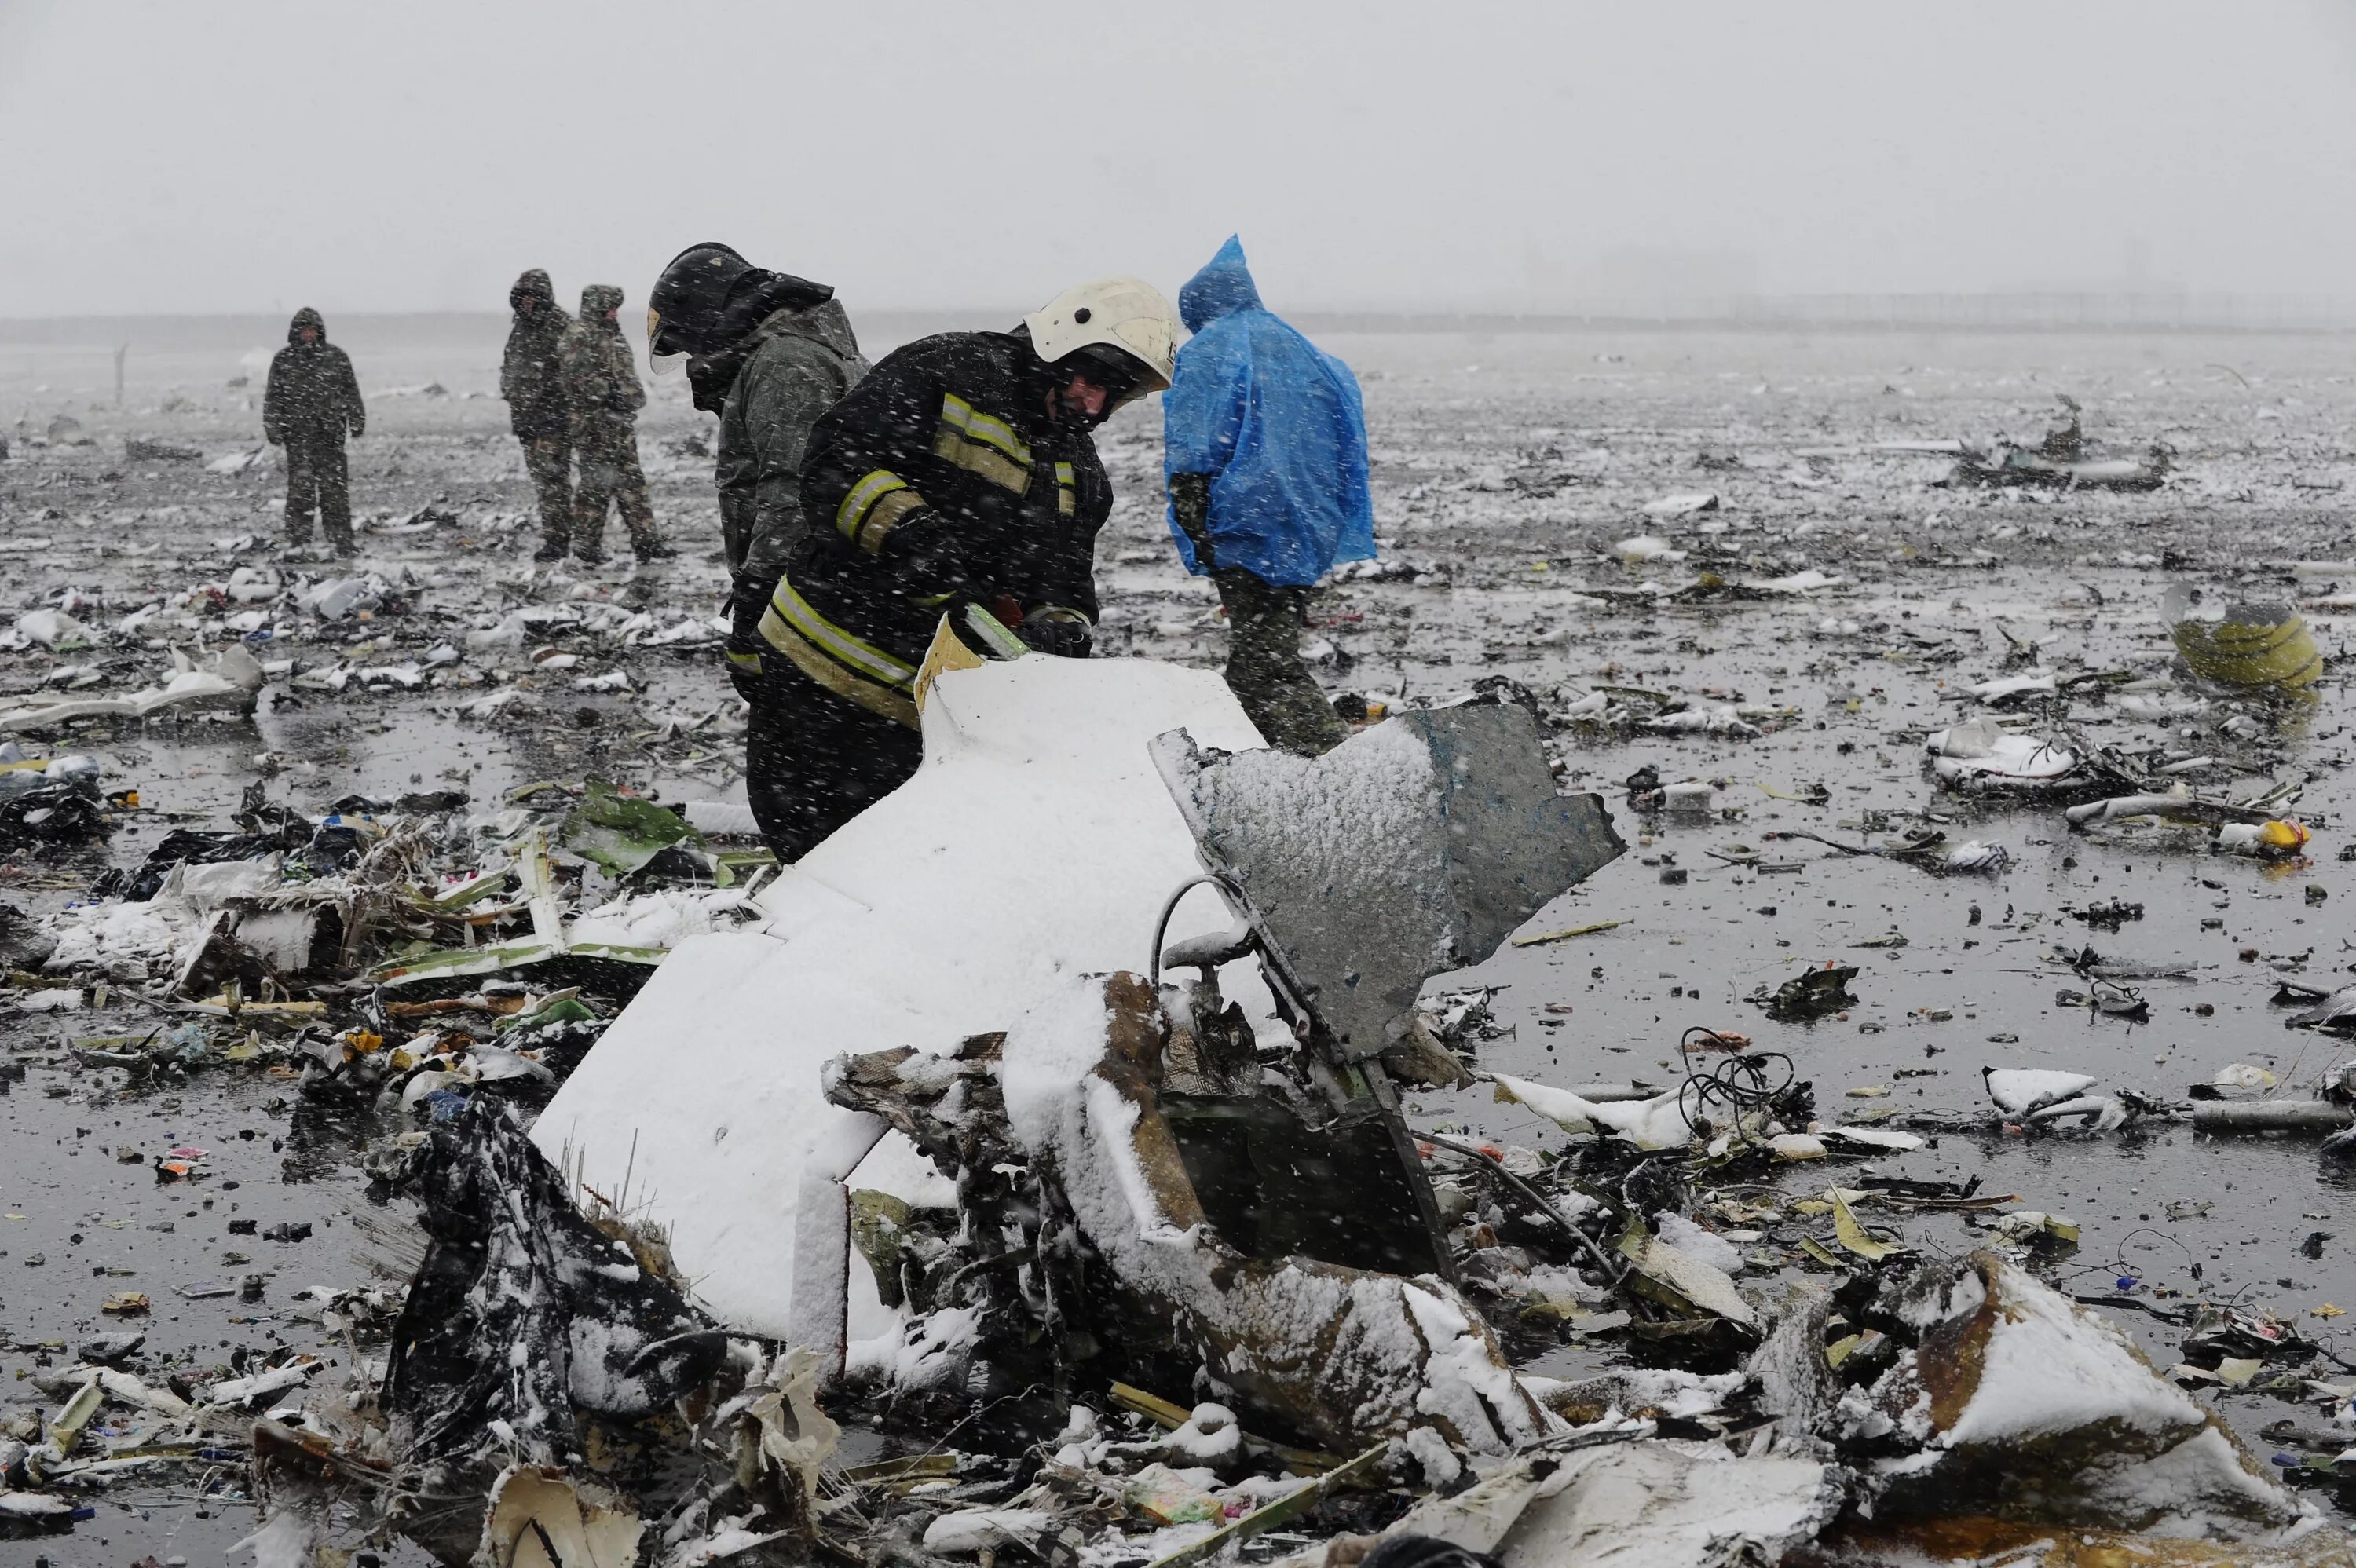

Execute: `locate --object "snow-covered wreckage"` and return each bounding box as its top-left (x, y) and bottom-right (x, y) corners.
top-left (236, 653), bottom-right (2345, 1568)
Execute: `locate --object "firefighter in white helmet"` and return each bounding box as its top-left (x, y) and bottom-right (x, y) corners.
top-left (737, 277), bottom-right (1180, 861)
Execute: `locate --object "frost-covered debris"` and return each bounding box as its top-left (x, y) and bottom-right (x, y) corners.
top-left (1853, 1253), bottom-right (2308, 1537)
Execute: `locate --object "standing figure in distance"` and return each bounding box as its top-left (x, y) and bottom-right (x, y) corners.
top-left (501, 269), bottom-right (576, 563)
top-left (562, 283), bottom-right (672, 566)
top-left (646, 243), bottom-right (867, 696)
top-left (262, 306), bottom-right (366, 559)
top-left (1164, 236), bottom-right (1375, 755)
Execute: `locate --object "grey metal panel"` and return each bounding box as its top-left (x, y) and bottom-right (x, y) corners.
top-left (1152, 705), bottom-right (1625, 1059)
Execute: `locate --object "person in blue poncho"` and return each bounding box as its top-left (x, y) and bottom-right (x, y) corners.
top-left (1165, 236), bottom-right (1375, 755)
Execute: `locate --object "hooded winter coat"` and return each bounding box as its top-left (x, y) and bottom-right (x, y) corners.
top-left (1162, 238), bottom-right (1374, 588)
top-left (679, 266), bottom-right (840, 415)
top-left (563, 284), bottom-right (644, 441)
top-left (500, 269), bottom-right (573, 440)
top-left (715, 298), bottom-right (868, 579)
top-left (263, 308), bottom-right (365, 447)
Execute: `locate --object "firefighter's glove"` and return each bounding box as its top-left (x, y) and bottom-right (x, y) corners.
top-left (1016, 610), bottom-right (1093, 659)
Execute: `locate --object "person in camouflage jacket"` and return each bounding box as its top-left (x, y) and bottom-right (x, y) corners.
top-left (262, 307), bottom-right (365, 557)
top-left (560, 284), bottom-right (671, 565)
top-left (500, 269), bottom-right (574, 557)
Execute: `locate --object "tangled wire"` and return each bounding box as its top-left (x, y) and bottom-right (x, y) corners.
top-left (1675, 1032), bottom-right (1796, 1139)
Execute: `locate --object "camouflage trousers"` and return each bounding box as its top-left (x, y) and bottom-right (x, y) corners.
top-left (571, 421), bottom-right (659, 554)
top-left (1216, 569), bottom-right (1348, 757)
top-left (521, 433), bottom-right (573, 548)
top-left (283, 437), bottom-right (353, 551)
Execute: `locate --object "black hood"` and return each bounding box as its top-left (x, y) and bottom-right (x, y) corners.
top-left (681, 271), bottom-right (838, 414)
top-left (579, 283), bottom-right (626, 331)
top-left (287, 306), bottom-right (326, 345)
top-left (509, 269), bottom-right (555, 317)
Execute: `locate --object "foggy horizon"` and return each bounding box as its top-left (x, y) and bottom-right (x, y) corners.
top-left (7, 1), bottom-right (2356, 321)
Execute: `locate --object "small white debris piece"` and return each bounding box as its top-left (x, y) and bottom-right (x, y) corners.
top-left (1613, 534), bottom-right (1687, 563)
top-left (207, 446), bottom-right (269, 476)
top-left (1926, 719), bottom-right (2079, 790)
top-left (16, 608), bottom-right (92, 649)
top-left (1983, 1068), bottom-right (2098, 1116)
top-left (1749, 568), bottom-right (1842, 594)
top-left (922, 1509), bottom-right (1054, 1555)
top-left (1970, 673), bottom-right (2058, 704)
top-left (1493, 1073), bottom-right (1696, 1150)
top-left (1654, 1212), bottom-right (1744, 1275)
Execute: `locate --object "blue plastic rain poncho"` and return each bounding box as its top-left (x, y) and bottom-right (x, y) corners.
top-left (1163, 237), bottom-right (1375, 587)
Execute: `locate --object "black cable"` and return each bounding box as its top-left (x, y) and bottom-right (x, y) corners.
top-left (1674, 1049), bottom-right (1794, 1138)
top-left (1146, 872), bottom-right (1248, 990)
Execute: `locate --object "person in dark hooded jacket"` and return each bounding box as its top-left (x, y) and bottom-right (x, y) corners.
top-left (1164, 237), bottom-right (1374, 755)
top-left (499, 269), bottom-right (575, 558)
top-left (647, 243), bottom-right (869, 698)
top-left (262, 307), bottom-right (366, 556)
top-left (560, 283), bottom-right (671, 565)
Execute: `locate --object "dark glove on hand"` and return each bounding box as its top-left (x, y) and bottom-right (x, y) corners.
top-left (726, 573), bottom-right (772, 703)
top-left (1015, 616), bottom-right (1092, 659)
top-left (895, 527), bottom-right (972, 600)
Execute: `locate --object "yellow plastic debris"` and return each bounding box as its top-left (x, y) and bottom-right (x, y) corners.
top-left (2164, 583), bottom-right (2322, 689)
top-left (1830, 1190), bottom-right (1907, 1261)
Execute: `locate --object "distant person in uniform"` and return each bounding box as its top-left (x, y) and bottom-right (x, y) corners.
top-left (500, 269), bottom-right (575, 561)
top-left (262, 307), bottom-right (366, 558)
top-left (1164, 237), bottom-right (1375, 755)
top-left (561, 283), bottom-right (673, 566)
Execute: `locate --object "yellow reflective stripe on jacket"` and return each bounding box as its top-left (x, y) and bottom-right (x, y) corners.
top-left (836, 470), bottom-right (912, 546)
top-left (857, 488), bottom-right (926, 554)
top-left (765, 577), bottom-right (916, 689)
top-left (757, 582), bottom-right (920, 728)
top-left (724, 649), bottom-right (763, 673)
top-left (759, 608), bottom-right (920, 729)
top-left (938, 393), bottom-right (1030, 466)
top-left (1054, 460), bottom-right (1076, 517)
top-left (934, 393), bottom-right (1032, 495)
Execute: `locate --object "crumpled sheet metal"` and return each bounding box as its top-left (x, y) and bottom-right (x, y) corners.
top-left (1302, 1440), bottom-right (1842, 1568)
top-left (1858, 1251), bottom-right (2309, 1539)
top-left (1153, 706), bottom-right (1623, 1059)
top-left (380, 1099), bottom-right (715, 1474)
top-left (993, 972), bottom-right (1558, 1461)
top-left (478, 1464), bottom-right (643, 1568)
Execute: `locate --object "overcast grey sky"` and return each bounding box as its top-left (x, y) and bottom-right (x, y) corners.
top-left (5, 1), bottom-right (2354, 318)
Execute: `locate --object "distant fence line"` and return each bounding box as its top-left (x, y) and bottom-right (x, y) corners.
top-left (9, 296), bottom-right (2356, 350)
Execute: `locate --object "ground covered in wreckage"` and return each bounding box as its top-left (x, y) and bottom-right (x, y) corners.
top-left (2, 320), bottom-right (2355, 1563)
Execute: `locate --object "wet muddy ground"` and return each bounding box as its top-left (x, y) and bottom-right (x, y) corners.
top-left (2, 320), bottom-right (2353, 1560)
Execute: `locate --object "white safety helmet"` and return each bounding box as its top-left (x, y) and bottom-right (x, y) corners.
top-left (1024, 276), bottom-right (1180, 404)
